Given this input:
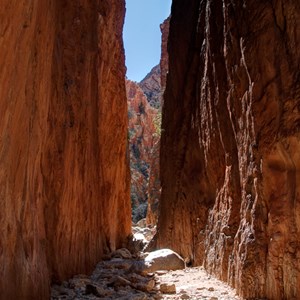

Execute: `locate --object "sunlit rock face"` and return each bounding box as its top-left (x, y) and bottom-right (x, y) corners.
top-left (155, 0), bottom-right (300, 299)
top-left (139, 65), bottom-right (161, 109)
top-left (0, 1), bottom-right (131, 299)
top-left (126, 79), bottom-right (160, 223)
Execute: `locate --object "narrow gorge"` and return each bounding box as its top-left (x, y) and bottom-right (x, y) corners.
top-left (0, 1), bottom-right (299, 300)
top-left (126, 68), bottom-right (161, 224)
top-left (127, 17), bottom-right (169, 226)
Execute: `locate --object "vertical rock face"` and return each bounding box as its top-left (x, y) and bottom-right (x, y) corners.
top-left (146, 18), bottom-right (170, 226)
top-left (156, 0), bottom-right (300, 299)
top-left (0, 1), bottom-right (131, 299)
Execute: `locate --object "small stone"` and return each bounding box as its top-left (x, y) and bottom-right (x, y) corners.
top-left (208, 287), bottom-right (215, 291)
top-left (210, 297), bottom-right (218, 300)
top-left (108, 275), bottom-right (131, 288)
top-left (160, 283), bottom-right (176, 294)
top-left (136, 279), bottom-right (156, 292)
top-left (127, 273), bottom-right (145, 283)
top-left (221, 291), bottom-right (228, 295)
top-left (152, 294), bottom-right (164, 300)
top-left (155, 270), bottom-right (168, 275)
top-left (181, 293), bottom-right (190, 299)
top-left (68, 277), bottom-right (92, 291)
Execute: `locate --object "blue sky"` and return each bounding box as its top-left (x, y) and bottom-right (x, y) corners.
top-left (123, 0), bottom-right (172, 82)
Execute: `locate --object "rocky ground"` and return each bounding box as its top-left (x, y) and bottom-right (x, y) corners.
top-left (51, 258), bottom-right (241, 300)
top-left (51, 222), bottom-right (241, 300)
top-left (155, 267), bottom-right (240, 300)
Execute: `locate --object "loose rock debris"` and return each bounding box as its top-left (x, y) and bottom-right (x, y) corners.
top-left (51, 249), bottom-right (241, 300)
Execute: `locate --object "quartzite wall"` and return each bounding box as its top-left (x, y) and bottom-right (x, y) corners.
top-left (156, 0), bottom-right (300, 299)
top-left (0, 1), bottom-right (131, 299)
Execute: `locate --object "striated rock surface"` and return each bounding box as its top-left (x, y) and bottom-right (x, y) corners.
top-left (0, 1), bottom-right (130, 299)
top-left (155, 0), bottom-right (300, 299)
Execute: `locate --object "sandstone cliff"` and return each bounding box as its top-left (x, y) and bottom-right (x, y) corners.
top-left (156, 1), bottom-right (300, 299)
top-left (0, 1), bottom-right (131, 299)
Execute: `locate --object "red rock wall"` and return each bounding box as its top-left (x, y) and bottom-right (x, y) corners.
top-left (156, 0), bottom-right (300, 299)
top-left (0, 1), bottom-right (131, 299)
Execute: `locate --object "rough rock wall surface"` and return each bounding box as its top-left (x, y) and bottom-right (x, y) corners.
top-left (0, 1), bottom-right (131, 299)
top-left (126, 79), bottom-right (159, 222)
top-left (139, 65), bottom-right (161, 109)
top-left (156, 0), bottom-right (300, 299)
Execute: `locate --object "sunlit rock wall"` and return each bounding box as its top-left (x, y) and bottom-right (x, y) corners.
top-left (0, 1), bottom-right (131, 299)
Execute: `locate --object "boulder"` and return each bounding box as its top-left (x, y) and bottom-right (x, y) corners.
top-left (143, 249), bottom-right (185, 273)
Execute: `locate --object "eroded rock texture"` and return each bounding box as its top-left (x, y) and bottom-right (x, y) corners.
top-left (0, 1), bottom-right (131, 299)
top-left (156, 0), bottom-right (300, 299)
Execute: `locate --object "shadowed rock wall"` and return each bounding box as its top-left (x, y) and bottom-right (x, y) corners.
top-left (146, 17), bottom-right (170, 226)
top-left (0, 1), bottom-right (131, 299)
top-left (156, 0), bottom-right (300, 299)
